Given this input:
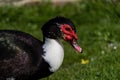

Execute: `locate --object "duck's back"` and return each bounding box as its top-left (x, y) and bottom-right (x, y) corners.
top-left (0, 30), bottom-right (43, 80)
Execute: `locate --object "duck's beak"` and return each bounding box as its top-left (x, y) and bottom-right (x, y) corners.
top-left (69, 39), bottom-right (82, 53)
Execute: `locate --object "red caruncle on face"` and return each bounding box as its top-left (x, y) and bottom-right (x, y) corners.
top-left (60, 24), bottom-right (78, 41)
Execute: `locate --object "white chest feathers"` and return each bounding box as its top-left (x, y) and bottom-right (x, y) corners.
top-left (42, 38), bottom-right (64, 72)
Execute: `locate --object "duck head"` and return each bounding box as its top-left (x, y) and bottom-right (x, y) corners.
top-left (42, 16), bottom-right (82, 53)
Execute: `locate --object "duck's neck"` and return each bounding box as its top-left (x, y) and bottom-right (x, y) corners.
top-left (42, 37), bottom-right (64, 72)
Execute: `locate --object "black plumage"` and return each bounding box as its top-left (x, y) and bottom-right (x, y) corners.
top-left (0, 30), bottom-right (52, 80)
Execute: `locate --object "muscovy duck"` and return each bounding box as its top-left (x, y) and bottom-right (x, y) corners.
top-left (0, 16), bottom-right (82, 80)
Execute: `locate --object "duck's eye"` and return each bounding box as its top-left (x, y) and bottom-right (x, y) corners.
top-left (65, 28), bottom-right (71, 31)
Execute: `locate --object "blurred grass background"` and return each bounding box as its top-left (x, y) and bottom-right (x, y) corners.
top-left (0, 0), bottom-right (120, 80)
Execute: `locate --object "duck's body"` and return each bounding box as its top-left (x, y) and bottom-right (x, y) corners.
top-left (0, 30), bottom-right (43, 80)
top-left (0, 17), bottom-right (82, 80)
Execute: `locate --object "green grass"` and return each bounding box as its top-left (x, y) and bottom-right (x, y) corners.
top-left (0, 0), bottom-right (120, 80)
